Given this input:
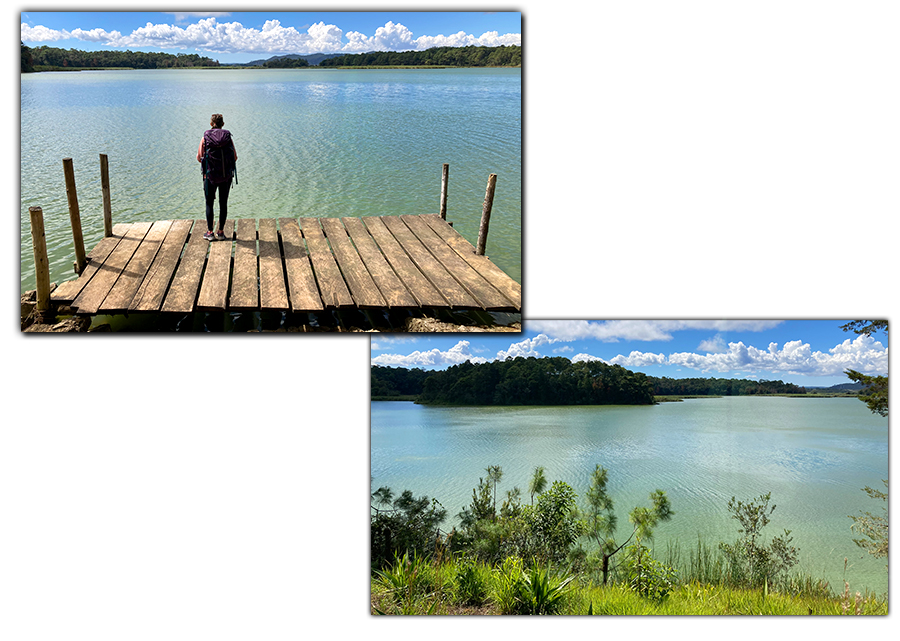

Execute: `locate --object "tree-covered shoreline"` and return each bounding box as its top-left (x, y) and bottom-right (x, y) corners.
top-left (319, 44), bottom-right (520, 67)
top-left (21, 42), bottom-right (521, 73)
top-left (21, 43), bottom-right (220, 72)
top-left (371, 359), bottom-right (815, 406)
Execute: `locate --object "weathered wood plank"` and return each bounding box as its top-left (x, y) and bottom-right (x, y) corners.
top-left (401, 214), bottom-right (513, 311)
top-left (196, 219), bottom-right (235, 311)
top-left (278, 218), bottom-right (323, 312)
top-left (421, 214), bottom-right (521, 310)
top-left (100, 219), bottom-right (172, 313)
top-left (361, 217), bottom-right (447, 308)
top-left (342, 217), bottom-right (418, 308)
top-left (71, 222), bottom-right (152, 314)
top-left (129, 219), bottom-right (194, 312)
top-left (51, 223), bottom-right (133, 303)
top-left (320, 217), bottom-right (385, 308)
top-left (258, 219), bottom-right (289, 310)
top-left (161, 220), bottom-right (209, 314)
top-left (379, 215), bottom-right (479, 308)
top-left (299, 217), bottom-right (353, 308)
top-left (229, 218), bottom-right (258, 310)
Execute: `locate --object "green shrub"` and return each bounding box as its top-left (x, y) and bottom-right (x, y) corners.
top-left (454, 558), bottom-right (491, 606)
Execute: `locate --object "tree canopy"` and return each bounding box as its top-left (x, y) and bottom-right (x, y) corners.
top-left (415, 357), bottom-right (656, 406)
top-left (319, 45), bottom-right (521, 67)
top-left (371, 359), bottom-right (808, 405)
top-left (22, 44), bottom-right (219, 71)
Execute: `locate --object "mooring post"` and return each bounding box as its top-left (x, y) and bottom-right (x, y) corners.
top-left (100, 153), bottom-right (112, 237)
top-left (62, 158), bottom-right (87, 273)
top-left (439, 163), bottom-right (449, 219)
top-left (476, 173), bottom-right (497, 256)
top-left (29, 206), bottom-right (51, 316)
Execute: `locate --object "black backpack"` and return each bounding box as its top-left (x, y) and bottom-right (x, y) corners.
top-left (202, 129), bottom-right (237, 184)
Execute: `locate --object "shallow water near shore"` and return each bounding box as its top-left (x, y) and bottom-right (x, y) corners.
top-left (20, 68), bottom-right (521, 293)
top-left (371, 396), bottom-right (889, 595)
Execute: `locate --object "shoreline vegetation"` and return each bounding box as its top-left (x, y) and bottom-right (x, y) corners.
top-left (370, 359), bottom-right (864, 406)
top-left (371, 466), bottom-right (887, 615)
top-left (21, 43), bottom-right (521, 73)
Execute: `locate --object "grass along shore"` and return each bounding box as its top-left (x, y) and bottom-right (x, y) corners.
top-left (371, 548), bottom-right (887, 615)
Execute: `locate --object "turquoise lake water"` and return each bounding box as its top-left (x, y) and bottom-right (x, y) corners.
top-left (20, 68), bottom-right (521, 292)
top-left (371, 396), bottom-right (889, 595)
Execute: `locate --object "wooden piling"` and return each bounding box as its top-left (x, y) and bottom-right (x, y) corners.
top-left (100, 153), bottom-right (112, 237)
top-left (62, 158), bottom-right (87, 273)
top-left (476, 173), bottom-right (497, 256)
top-left (439, 163), bottom-right (449, 219)
top-left (29, 206), bottom-right (51, 314)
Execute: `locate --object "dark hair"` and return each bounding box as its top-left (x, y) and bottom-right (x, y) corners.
top-left (210, 113), bottom-right (224, 128)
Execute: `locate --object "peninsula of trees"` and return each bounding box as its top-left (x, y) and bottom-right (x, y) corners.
top-left (371, 358), bottom-right (811, 406)
top-left (374, 358), bottom-right (655, 406)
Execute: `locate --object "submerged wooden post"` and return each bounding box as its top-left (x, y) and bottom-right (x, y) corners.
top-left (29, 206), bottom-right (51, 315)
top-left (100, 153), bottom-right (112, 237)
top-left (62, 158), bottom-right (87, 273)
top-left (439, 163), bottom-right (449, 219)
top-left (476, 173), bottom-right (497, 256)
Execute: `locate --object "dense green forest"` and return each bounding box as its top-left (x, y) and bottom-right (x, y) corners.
top-left (319, 44), bottom-right (521, 67)
top-left (21, 43), bottom-right (219, 71)
top-left (651, 376), bottom-right (806, 396)
top-left (375, 358), bottom-right (656, 406)
top-left (371, 359), bottom-right (809, 405)
top-left (262, 56), bottom-right (310, 68)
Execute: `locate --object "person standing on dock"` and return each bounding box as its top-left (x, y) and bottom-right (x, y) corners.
top-left (197, 113), bottom-right (237, 241)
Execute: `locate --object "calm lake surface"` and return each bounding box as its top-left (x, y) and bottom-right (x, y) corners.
top-left (20, 68), bottom-right (521, 292)
top-left (371, 397), bottom-right (889, 595)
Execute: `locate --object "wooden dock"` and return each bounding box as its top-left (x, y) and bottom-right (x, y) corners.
top-left (49, 214), bottom-right (521, 316)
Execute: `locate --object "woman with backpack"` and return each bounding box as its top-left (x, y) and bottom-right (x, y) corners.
top-left (197, 113), bottom-right (237, 241)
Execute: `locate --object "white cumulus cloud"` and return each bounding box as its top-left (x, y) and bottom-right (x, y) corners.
top-left (371, 340), bottom-right (488, 369)
top-left (496, 334), bottom-right (560, 361)
top-left (526, 320), bottom-right (784, 343)
top-left (22, 18), bottom-right (521, 56)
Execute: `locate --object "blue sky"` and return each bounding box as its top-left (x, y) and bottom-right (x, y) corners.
top-left (371, 320), bottom-right (889, 387)
top-left (20, 11), bottom-right (521, 64)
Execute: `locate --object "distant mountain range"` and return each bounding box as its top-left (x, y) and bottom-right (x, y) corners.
top-left (238, 53), bottom-right (345, 67)
top-left (805, 382), bottom-right (865, 391)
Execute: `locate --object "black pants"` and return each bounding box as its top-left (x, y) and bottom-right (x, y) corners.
top-left (204, 178), bottom-right (232, 231)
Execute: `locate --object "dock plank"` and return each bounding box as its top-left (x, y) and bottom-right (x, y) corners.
top-left (321, 217), bottom-right (385, 308)
top-left (71, 222), bottom-right (152, 314)
top-left (421, 214), bottom-right (521, 310)
top-left (161, 220), bottom-right (209, 314)
top-left (51, 223), bottom-right (133, 304)
top-left (361, 217), bottom-right (447, 308)
top-left (129, 219), bottom-right (194, 312)
top-left (196, 219), bottom-right (235, 311)
top-left (401, 214), bottom-right (514, 311)
top-left (229, 218), bottom-right (258, 310)
top-left (53, 214), bottom-right (520, 318)
top-left (278, 218), bottom-right (323, 312)
top-left (299, 217), bottom-right (353, 308)
top-left (258, 219), bottom-right (288, 310)
top-left (342, 217), bottom-right (418, 308)
top-left (100, 220), bottom-right (172, 313)
top-left (380, 215), bottom-right (479, 308)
